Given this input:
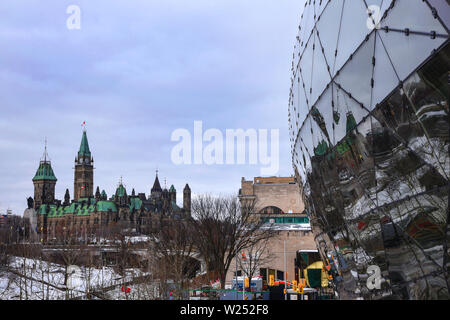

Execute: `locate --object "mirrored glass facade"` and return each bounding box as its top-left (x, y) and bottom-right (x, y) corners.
top-left (289, 0), bottom-right (449, 299)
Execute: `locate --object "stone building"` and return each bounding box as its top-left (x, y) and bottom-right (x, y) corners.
top-left (28, 128), bottom-right (191, 243)
top-left (225, 176), bottom-right (317, 286)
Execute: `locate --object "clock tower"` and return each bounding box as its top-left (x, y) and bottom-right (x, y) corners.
top-left (74, 129), bottom-right (94, 201)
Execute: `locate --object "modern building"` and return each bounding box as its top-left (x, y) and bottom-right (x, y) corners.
top-left (225, 177), bottom-right (317, 287)
top-left (289, 1), bottom-right (449, 299)
top-left (26, 128), bottom-right (191, 243)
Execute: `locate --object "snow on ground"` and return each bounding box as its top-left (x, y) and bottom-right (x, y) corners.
top-left (0, 256), bottom-right (150, 300)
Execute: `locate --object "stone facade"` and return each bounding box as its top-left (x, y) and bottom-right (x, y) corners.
top-left (225, 177), bottom-right (317, 285)
top-left (30, 129), bottom-right (192, 243)
top-left (240, 176), bottom-right (304, 214)
top-left (226, 230), bottom-right (317, 285)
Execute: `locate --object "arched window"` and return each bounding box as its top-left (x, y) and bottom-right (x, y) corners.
top-left (259, 206), bottom-right (284, 214)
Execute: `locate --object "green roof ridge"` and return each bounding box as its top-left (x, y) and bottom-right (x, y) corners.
top-left (78, 130), bottom-right (91, 157)
top-left (32, 162), bottom-right (57, 181)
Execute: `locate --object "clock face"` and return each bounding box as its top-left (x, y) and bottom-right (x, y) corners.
top-left (85, 158), bottom-right (89, 164)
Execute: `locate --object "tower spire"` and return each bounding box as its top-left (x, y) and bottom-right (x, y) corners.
top-left (41, 137), bottom-right (50, 163)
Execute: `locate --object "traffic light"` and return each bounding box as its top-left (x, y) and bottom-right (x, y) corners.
top-left (298, 285), bottom-right (304, 294)
top-left (292, 280), bottom-right (298, 291)
top-left (244, 277), bottom-right (249, 288)
top-left (241, 252), bottom-right (247, 260)
top-left (269, 275), bottom-right (275, 286)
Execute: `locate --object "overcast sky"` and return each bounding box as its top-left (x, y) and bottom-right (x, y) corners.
top-left (0, 0), bottom-right (304, 215)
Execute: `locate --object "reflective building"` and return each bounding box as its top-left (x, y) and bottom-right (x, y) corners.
top-left (289, 0), bottom-right (449, 299)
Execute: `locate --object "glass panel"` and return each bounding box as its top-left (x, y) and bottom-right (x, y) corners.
top-left (315, 0), bottom-right (344, 76)
top-left (373, 45), bottom-right (449, 183)
top-left (299, 33), bottom-right (315, 105)
top-left (313, 85), bottom-right (334, 146)
top-left (334, 0), bottom-right (374, 75)
top-left (371, 31), bottom-right (400, 110)
top-left (294, 136), bottom-right (307, 186)
top-left (427, 0), bottom-right (450, 29)
top-left (315, 0), bottom-right (329, 20)
top-left (300, 118), bottom-right (314, 177)
top-left (298, 1), bottom-right (316, 56)
top-left (289, 87), bottom-right (297, 144)
top-left (381, 0), bottom-right (448, 35)
top-left (332, 83), bottom-right (369, 144)
top-left (378, 30), bottom-right (448, 82)
top-left (310, 106), bottom-right (332, 168)
top-left (402, 47), bottom-right (449, 180)
top-left (311, 28), bottom-right (333, 108)
top-left (334, 31), bottom-right (375, 110)
top-left (297, 70), bottom-right (310, 129)
top-left (380, 194), bottom-right (449, 299)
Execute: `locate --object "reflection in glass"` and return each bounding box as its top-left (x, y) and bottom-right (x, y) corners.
top-left (290, 0), bottom-right (449, 300)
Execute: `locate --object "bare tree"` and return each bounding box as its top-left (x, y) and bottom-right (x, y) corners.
top-left (55, 238), bottom-right (83, 299)
top-left (150, 217), bottom-right (197, 300)
top-left (191, 194), bottom-right (275, 289)
top-left (238, 236), bottom-right (274, 281)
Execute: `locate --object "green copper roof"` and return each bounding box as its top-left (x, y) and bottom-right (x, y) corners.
top-left (129, 197), bottom-right (142, 211)
top-left (96, 201), bottom-right (117, 212)
top-left (115, 184), bottom-right (127, 197)
top-left (78, 131), bottom-right (91, 157)
top-left (42, 198), bottom-right (117, 218)
top-left (33, 162), bottom-right (57, 181)
top-left (336, 137), bottom-right (354, 156)
top-left (346, 112), bottom-right (357, 134)
top-left (75, 203), bottom-right (95, 216)
top-left (169, 185), bottom-right (176, 192)
top-left (314, 140), bottom-right (328, 156)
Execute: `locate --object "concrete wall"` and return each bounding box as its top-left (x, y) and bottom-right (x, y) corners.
top-left (225, 230), bottom-right (317, 284)
top-left (240, 177), bottom-right (304, 214)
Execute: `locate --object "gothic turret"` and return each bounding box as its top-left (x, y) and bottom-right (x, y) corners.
top-left (95, 186), bottom-right (101, 200)
top-left (183, 184), bottom-right (191, 216)
top-left (63, 189), bottom-right (70, 206)
top-left (74, 129), bottom-right (94, 201)
top-left (33, 140), bottom-right (57, 209)
top-left (169, 185), bottom-right (176, 203)
top-left (151, 171), bottom-right (162, 199)
top-left (115, 179), bottom-right (128, 206)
